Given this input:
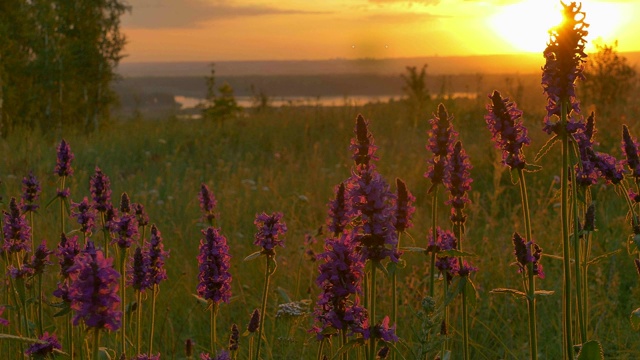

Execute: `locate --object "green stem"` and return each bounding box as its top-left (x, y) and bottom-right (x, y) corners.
top-left (93, 328), bottom-right (101, 360)
top-left (316, 339), bottom-right (325, 360)
top-left (211, 302), bottom-right (218, 356)
top-left (341, 330), bottom-right (348, 360)
top-left (119, 248), bottom-right (127, 358)
top-left (570, 170), bottom-right (586, 344)
top-left (369, 261), bottom-right (377, 360)
top-left (429, 186), bottom-right (438, 298)
top-left (256, 255), bottom-right (272, 360)
top-left (101, 212), bottom-right (109, 258)
top-left (37, 274), bottom-right (43, 335)
top-left (59, 177), bottom-right (66, 234)
top-left (453, 207), bottom-right (469, 360)
top-left (517, 169), bottom-right (538, 360)
top-left (392, 232), bottom-right (401, 360)
top-left (560, 102), bottom-right (574, 360)
top-left (136, 291), bottom-right (143, 354)
top-left (149, 285), bottom-right (158, 355)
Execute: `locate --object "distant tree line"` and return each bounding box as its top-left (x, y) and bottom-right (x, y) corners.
top-left (0, 0), bottom-right (129, 135)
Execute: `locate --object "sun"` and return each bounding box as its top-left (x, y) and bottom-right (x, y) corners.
top-left (488, 0), bottom-right (624, 54)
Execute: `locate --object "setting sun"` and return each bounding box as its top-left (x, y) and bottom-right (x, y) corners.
top-left (489, 0), bottom-right (625, 54)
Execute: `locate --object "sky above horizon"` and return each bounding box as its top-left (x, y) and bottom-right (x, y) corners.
top-left (120, 0), bottom-right (640, 63)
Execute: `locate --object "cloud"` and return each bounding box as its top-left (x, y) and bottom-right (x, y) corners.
top-left (122, 0), bottom-right (331, 29)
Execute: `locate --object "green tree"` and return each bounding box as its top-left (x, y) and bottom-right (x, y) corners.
top-left (581, 40), bottom-right (637, 115)
top-left (201, 64), bottom-right (241, 125)
top-left (0, 0), bottom-right (128, 136)
top-left (401, 64), bottom-right (430, 127)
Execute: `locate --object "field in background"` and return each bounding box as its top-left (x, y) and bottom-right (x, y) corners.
top-left (3, 92), bottom-right (640, 358)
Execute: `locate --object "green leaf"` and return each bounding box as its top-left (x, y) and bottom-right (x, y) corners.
top-left (576, 340), bottom-right (604, 360)
top-left (465, 278), bottom-right (478, 309)
top-left (243, 251), bottom-right (262, 262)
top-left (276, 287), bottom-right (291, 303)
top-left (444, 278), bottom-right (465, 307)
top-left (375, 260), bottom-right (389, 277)
top-left (490, 288), bottom-right (526, 298)
top-left (630, 307), bottom-right (640, 331)
top-left (191, 294), bottom-right (209, 306)
top-left (535, 134), bottom-right (559, 162)
top-left (401, 246), bottom-right (427, 253)
top-left (587, 250), bottom-right (621, 266)
top-left (523, 163), bottom-right (543, 173)
top-left (509, 168), bottom-right (519, 185)
top-left (438, 249), bottom-right (476, 257)
top-left (267, 256), bottom-right (278, 275)
top-left (332, 338), bottom-right (365, 359)
top-left (0, 334), bottom-right (40, 343)
top-left (387, 261), bottom-right (397, 276)
top-left (53, 304), bottom-right (72, 317)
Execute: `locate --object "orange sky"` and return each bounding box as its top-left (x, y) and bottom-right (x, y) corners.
top-left (120, 0), bottom-right (640, 63)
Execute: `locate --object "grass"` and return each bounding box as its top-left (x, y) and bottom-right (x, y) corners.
top-left (0, 94), bottom-right (639, 359)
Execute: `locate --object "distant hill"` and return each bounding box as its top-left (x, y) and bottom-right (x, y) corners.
top-left (116, 52), bottom-right (640, 78)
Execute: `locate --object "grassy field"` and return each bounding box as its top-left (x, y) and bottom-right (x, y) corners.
top-left (1, 91), bottom-right (640, 359)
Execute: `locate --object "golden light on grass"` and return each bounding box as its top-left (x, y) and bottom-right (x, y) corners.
top-left (488, 0), bottom-right (624, 54)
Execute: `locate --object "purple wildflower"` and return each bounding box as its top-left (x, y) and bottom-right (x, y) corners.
top-left (0, 306), bottom-right (9, 326)
top-left (128, 246), bottom-right (151, 292)
top-left (29, 239), bottom-right (53, 276)
top-left (213, 350), bottom-right (231, 360)
top-left (253, 212), bottom-right (287, 254)
top-left (394, 178), bottom-right (415, 233)
top-left (8, 264), bottom-right (35, 280)
top-left (447, 141), bottom-right (473, 223)
top-left (229, 323), bottom-right (239, 351)
top-left (120, 192), bottom-right (131, 214)
top-left (198, 183), bottom-right (217, 223)
top-left (71, 197), bottom-right (97, 236)
top-left (622, 124), bottom-right (640, 179)
top-left (21, 171), bottom-right (41, 213)
top-left (541, 2), bottom-right (589, 134)
top-left (54, 139), bottom-right (74, 177)
top-left (457, 261), bottom-right (478, 278)
top-left (56, 233), bottom-right (80, 277)
top-left (574, 113), bottom-right (598, 187)
top-left (377, 346), bottom-right (390, 359)
top-left (2, 197), bottom-right (31, 254)
top-left (512, 232), bottom-right (545, 279)
top-left (90, 167), bottom-right (112, 213)
top-left (248, 309), bottom-right (260, 333)
top-left (133, 203), bottom-right (149, 227)
top-left (583, 203), bottom-right (596, 232)
top-left (313, 233), bottom-right (369, 340)
top-left (371, 316), bottom-right (398, 343)
top-left (485, 91), bottom-right (530, 170)
top-left (327, 183), bottom-right (350, 236)
top-left (56, 188), bottom-right (71, 200)
top-left (197, 227), bottom-right (232, 304)
top-left (346, 167), bottom-right (397, 262)
top-left (110, 213), bottom-right (139, 249)
top-left (589, 149), bottom-right (625, 185)
top-left (428, 228), bottom-right (459, 280)
top-left (25, 331), bottom-right (62, 358)
top-left (425, 104), bottom-right (457, 191)
top-left (351, 114), bottom-right (379, 168)
top-left (147, 224), bottom-right (169, 286)
top-left (67, 249), bottom-right (122, 331)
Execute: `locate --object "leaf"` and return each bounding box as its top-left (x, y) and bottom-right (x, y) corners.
top-left (587, 250), bottom-right (621, 266)
top-left (276, 287), bottom-right (291, 303)
top-left (465, 278), bottom-right (478, 309)
top-left (509, 168), bottom-right (519, 185)
top-left (267, 256), bottom-right (278, 275)
top-left (523, 163), bottom-right (543, 173)
top-left (0, 334), bottom-right (41, 344)
top-left (400, 246), bottom-right (427, 253)
top-left (630, 307), bottom-right (640, 331)
top-left (375, 260), bottom-right (389, 277)
top-left (243, 251), bottom-right (262, 262)
top-left (332, 338), bottom-right (365, 359)
top-left (191, 294), bottom-right (209, 306)
top-left (490, 288), bottom-right (526, 298)
top-left (387, 261), bottom-right (398, 276)
top-left (534, 290), bottom-right (555, 296)
top-left (444, 278), bottom-right (465, 307)
top-left (535, 134), bottom-right (559, 162)
top-left (576, 340), bottom-right (604, 360)
top-left (438, 249), bottom-right (476, 257)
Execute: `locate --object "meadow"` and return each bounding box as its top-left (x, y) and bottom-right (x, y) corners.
top-left (2, 3), bottom-right (640, 359)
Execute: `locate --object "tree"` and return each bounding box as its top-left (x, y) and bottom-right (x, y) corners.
top-left (401, 64), bottom-right (430, 128)
top-left (201, 64), bottom-right (241, 125)
top-left (0, 0), bottom-right (129, 135)
top-left (581, 41), bottom-right (637, 116)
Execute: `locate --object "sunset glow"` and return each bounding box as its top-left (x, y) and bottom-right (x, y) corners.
top-left (120, 0), bottom-right (640, 63)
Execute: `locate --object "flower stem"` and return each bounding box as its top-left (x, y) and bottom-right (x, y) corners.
top-left (570, 170), bottom-right (586, 343)
top-left (119, 248), bottom-right (128, 358)
top-left (256, 255), bottom-right (272, 360)
top-left (211, 302), bottom-right (218, 356)
top-left (429, 186), bottom-right (438, 298)
top-left (93, 328), bottom-right (101, 360)
top-left (136, 291), bottom-right (143, 354)
top-left (369, 261), bottom-right (377, 360)
top-left (517, 169), bottom-right (537, 360)
top-left (560, 103), bottom-right (574, 360)
top-left (149, 285), bottom-right (158, 355)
